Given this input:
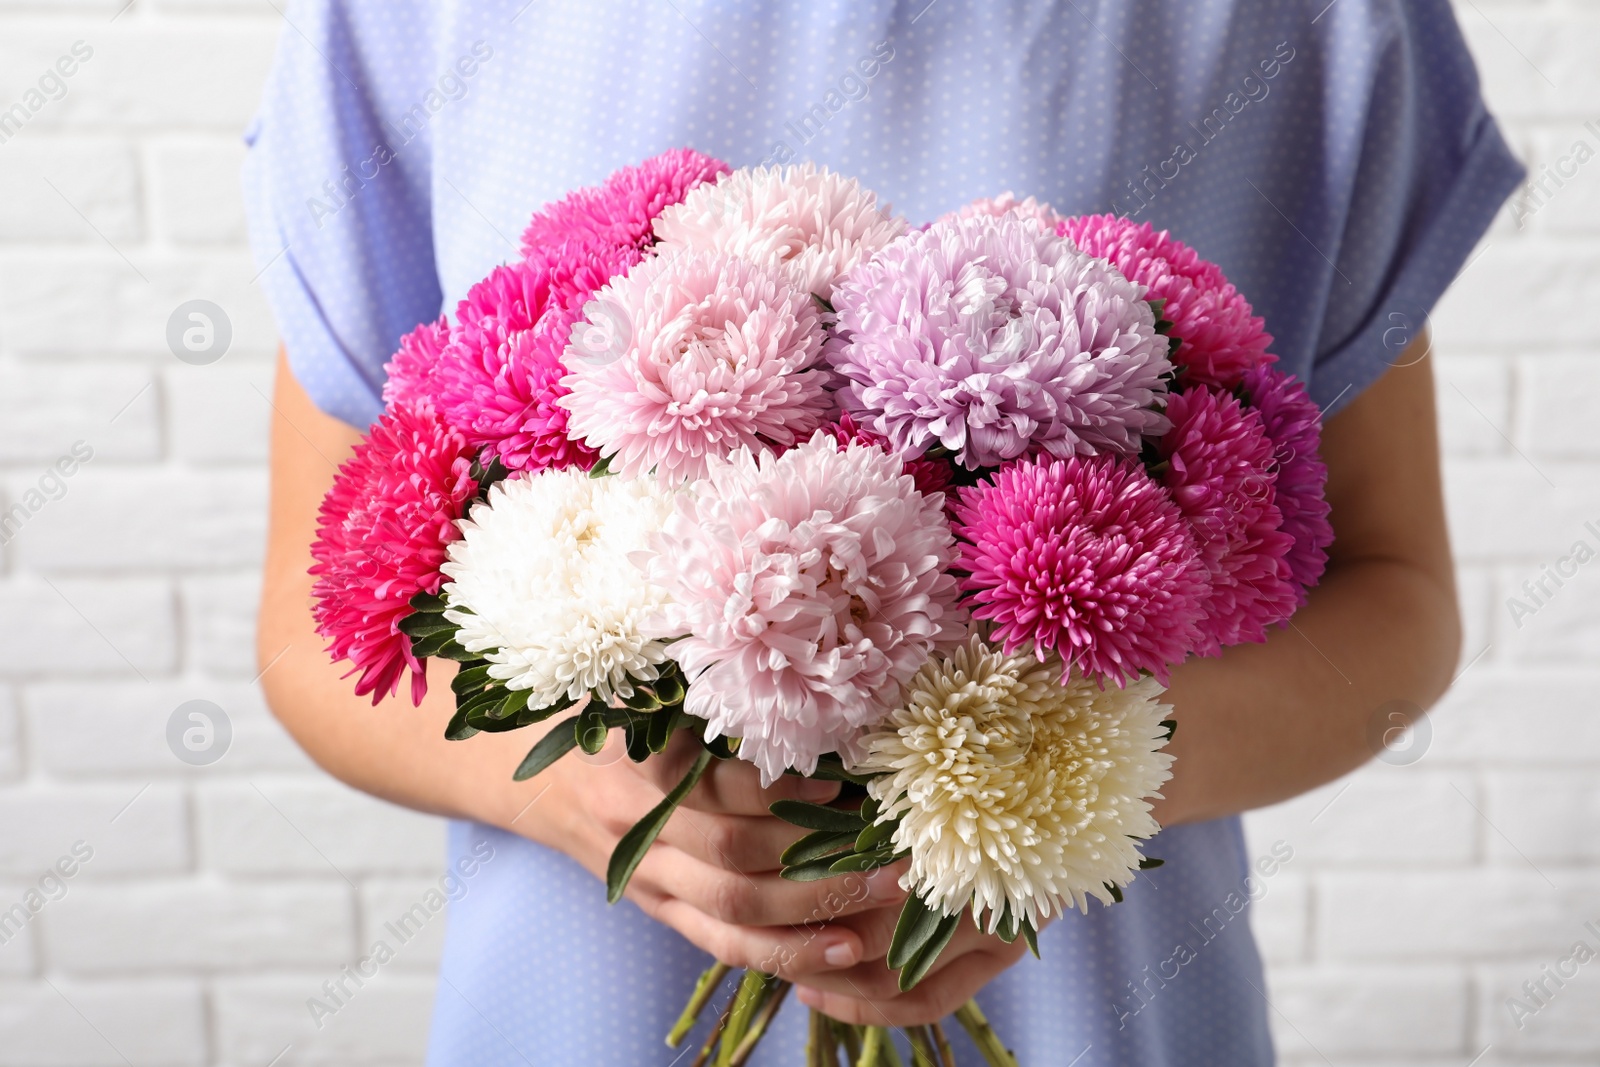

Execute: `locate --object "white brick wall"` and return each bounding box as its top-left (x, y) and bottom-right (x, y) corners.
top-left (0, 2), bottom-right (1591, 1064)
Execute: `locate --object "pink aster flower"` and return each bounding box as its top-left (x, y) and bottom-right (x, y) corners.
top-left (381, 316), bottom-right (451, 410)
top-left (432, 249), bottom-right (635, 473)
top-left (639, 434), bottom-right (965, 784)
top-left (310, 401), bottom-right (478, 706)
top-left (827, 213), bottom-right (1173, 470)
top-left (519, 147), bottom-right (730, 262)
top-left (939, 191), bottom-right (1064, 230)
top-left (1242, 364), bottom-right (1335, 598)
top-left (1159, 386), bottom-right (1298, 655)
top-left (953, 454), bottom-right (1208, 685)
top-left (824, 412), bottom-right (955, 502)
top-left (1057, 213), bottom-right (1272, 389)
top-left (559, 249), bottom-right (833, 484)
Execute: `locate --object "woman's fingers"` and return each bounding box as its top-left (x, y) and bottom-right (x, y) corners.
top-left (643, 845), bottom-right (906, 929)
top-left (633, 733), bottom-right (841, 816)
top-left (656, 808), bottom-right (808, 873)
top-left (785, 917), bottom-right (1011, 1002)
top-left (794, 939), bottom-right (1028, 1028)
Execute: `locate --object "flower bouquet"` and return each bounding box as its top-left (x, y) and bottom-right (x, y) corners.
top-left (310, 150), bottom-right (1333, 1065)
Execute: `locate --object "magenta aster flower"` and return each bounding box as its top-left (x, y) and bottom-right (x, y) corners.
top-left (1159, 386), bottom-right (1298, 654)
top-left (381, 316), bottom-right (451, 410)
top-left (432, 249), bottom-right (636, 474)
top-left (1057, 213), bottom-right (1272, 389)
top-left (824, 412), bottom-right (955, 502)
top-left (310, 401), bottom-right (478, 706)
top-left (639, 434), bottom-right (965, 784)
top-left (1242, 364), bottom-right (1335, 598)
top-left (953, 454), bottom-right (1207, 685)
top-left (519, 147), bottom-right (729, 262)
top-left (827, 214), bottom-right (1173, 470)
top-left (560, 249), bottom-right (833, 484)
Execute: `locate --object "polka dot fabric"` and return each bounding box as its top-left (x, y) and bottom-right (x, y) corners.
top-left (243, 1), bottom-right (1521, 1063)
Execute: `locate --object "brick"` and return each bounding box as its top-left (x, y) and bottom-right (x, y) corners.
top-left (0, 137), bottom-right (141, 244)
top-left (1479, 957), bottom-right (1600, 1056)
top-left (1242, 769), bottom-right (1477, 866)
top-left (165, 360), bottom-right (273, 464)
top-left (1432, 245), bottom-right (1600, 350)
top-left (1514, 124), bottom-right (1600, 235)
top-left (214, 974), bottom-right (435, 1066)
top-left (359, 878), bottom-right (455, 971)
top-left (1455, 565), bottom-right (1496, 669)
top-left (1318, 870), bottom-right (1600, 960)
top-left (148, 136), bottom-right (248, 244)
top-left (0, 251), bottom-right (278, 358)
top-left (1435, 354), bottom-right (1511, 458)
top-left (0, 783), bottom-right (187, 876)
top-left (8, 468), bottom-right (266, 571)
top-left (180, 572), bottom-right (263, 677)
top-left (0, 578), bottom-right (175, 678)
top-left (1498, 554), bottom-right (1600, 664)
top-left (0, 689), bottom-right (19, 782)
top-left (46, 880), bottom-right (352, 971)
top-left (1247, 870), bottom-right (1308, 967)
top-left (1265, 966), bottom-right (1468, 1057)
top-left (1519, 354), bottom-right (1600, 458)
top-left (1486, 771), bottom-right (1600, 864)
top-left (197, 780), bottom-right (444, 877)
top-left (0, 363), bottom-right (159, 463)
top-left (1457, 13), bottom-right (1600, 119)
top-left (1428, 669), bottom-right (1600, 765)
top-left (0, 895), bottom-right (37, 974)
top-left (1442, 458), bottom-right (1598, 560)
top-left (0, 979), bottom-right (206, 1066)
top-left (24, 681), bottom-right (312, 775)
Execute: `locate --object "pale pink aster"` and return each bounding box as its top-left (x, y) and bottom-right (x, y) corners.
top-left (1159, 386), bottom-right (1298, 654)
top-left (824, 412), bottom-right (955, 502)
top-left (559, 249), bottom-right (833, 485)
top-left (652, 163), bottom-right (908, 298)
top-left (1057, 213), bottom-right (1273, 389)
top-left (381, 317), bottom-right (451, 409)
top-left (310, 400), bottom-right (478, 706)
top-left (519, 147), bottom-right (730, 262)
top-left (1242, 364), bottom-right (1334, 599)
top-left (953, 454), bottom-right (1208, 686)
top-left (638, 434), bottom-right (965, 784)
top-left (827, 213), bottom-right (1173, 470)
top-left (939, 191), bottom-right (1064, 230)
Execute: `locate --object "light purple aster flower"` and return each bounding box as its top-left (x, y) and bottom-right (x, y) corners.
top-left (826, 214), bottom-right (1174, 470)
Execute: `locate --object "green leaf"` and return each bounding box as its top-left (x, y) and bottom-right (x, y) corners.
top-left (646, 706), bottom-right (681, 754)
top-left (854, 819), bottom-right (896, 853)
top-left (828, 848), bottom-right (895, 873)
top-left (768, 799), bottom-right (867, 834)
top-left (887, 893), bottom-right (943, 971)
top-left (652, 668), bottom-right (685, 707)
top-left (1021, 916), bottom-right (1040, 958)
top-left (1106, 882), bottom-right (1124, 904)
top-left (898, 910), bottom-right (961, 991)
top-left (408, 626), bottom-right (462, 659)
top-left (606, 747), bottom-right (713, 903)
top-left (588, 454), bottom-right (612, 478)
top-left (811, 292), bottom-right (836, 314)
top-left (1159, 718), bottom-right (1177, 741)
top-left (779, 857), bottom-right (849, 882)
top-left (443, 704), bottom-right (479, 742)
top-left (1139, 856), bottom-right (1165, 870)
top-left (779, 829), bottom-right (858, 868)
top-left (624, 713), bottom-right (653, 763)
top-left (407, 590), bottom-right (449, 615)
top-left (994, 904), bottom-right (1020, 945)
top-left (806, 754), bottom-right (874, 785)
top-left (620, 686), bottom-right (662, 712)
top-left (398, 612), bottom-right (456, 640)
top-left (450, 662), bottom-right (493, 696)
top-left (858, 794), bottom-right (881, 824)
top-left (576, 703), bottom-right (611, 755)
top-left (512, 716), bottom-right (582, 781)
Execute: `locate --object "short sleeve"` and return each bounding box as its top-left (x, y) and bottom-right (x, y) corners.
top-left (1307, 0), bottom-right (1524, 413)
top-left (242, 0), bottom-right (443, 428)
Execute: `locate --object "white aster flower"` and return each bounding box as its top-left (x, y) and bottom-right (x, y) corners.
top-left (855, 635), bottom-right (1174, 930)
top-left (651, 162), bottom-right (908, 298)
top-left (440, 469), bottom-right (676, 709)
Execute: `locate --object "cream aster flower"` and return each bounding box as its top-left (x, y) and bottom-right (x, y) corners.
top-left (440, 469), bottom-right (676, 709)
top-left (855, 635), bottom-right (1174, 930)
top-left (651, 163), bottom-right (908, 298)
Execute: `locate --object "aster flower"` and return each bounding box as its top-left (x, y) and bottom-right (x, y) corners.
top-left (310, 400), bottom-right (478, 706)
top-left (1057, 213), bottom-right (1272, 388)
top-left (559, 250), bottom-right (833, 485)
top-left (519, 147), bottom-right (730, 262)
top-left (638, 434), bottom-right (965, 784)
top-left (856, 636), bottom-right (1174, 928)
top-left (953, 454), bottom-right (1208, 685)
top-left (1242, 364), bottom-right (1335, 598)
top-left (381, 316), bottom-right (451, 410)
top-left (827, 213), bottom-right (1173, 470)
top-left (940, 191), bottom-right (1064, 230)
top-left (1159, 386), bottom-right (1298, 654)
top-left (824, 412), bottom-right (955, 502)
top-left (652, 162), bottom-right (908, 298)
top-left (433, 250), bottom-right (633, 474)
top-left (441, 468), bottom-right (677, 709)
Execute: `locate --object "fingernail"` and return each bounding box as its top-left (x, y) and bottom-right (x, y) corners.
top-left (866, 867), bottom-right (905, 902)
top-left (798, 778), bottom-right (840, 801)
top-left (796, 986), bottom-right (821, 1008)
top-left (823, 940), bottom-right (857, 967)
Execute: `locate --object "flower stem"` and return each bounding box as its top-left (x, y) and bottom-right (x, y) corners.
top-left (930, 1020), bottom-right (957, 1067)
top-left (953, 1000), bottom-right (1018, 1067)
top-left (667, 962), bottom-right (731, 1047)
top-left (689, 996), bottom-right (736, 1067)
top-left (726, 980), bottom-right (791, 1066)
top-left (718, 969), bottom-right (774, 1067)
top-left (906, 1026), bottom-right (937, 1067)
top-left (834, 1020), bottom-right (863, 1062)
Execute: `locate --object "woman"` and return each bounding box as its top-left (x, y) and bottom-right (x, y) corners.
top-left (247, 1), bottom-right (1521, 1062)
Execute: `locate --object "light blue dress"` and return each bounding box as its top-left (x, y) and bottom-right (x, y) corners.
top-left (243, 2), bottom-right (1521, 1063)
